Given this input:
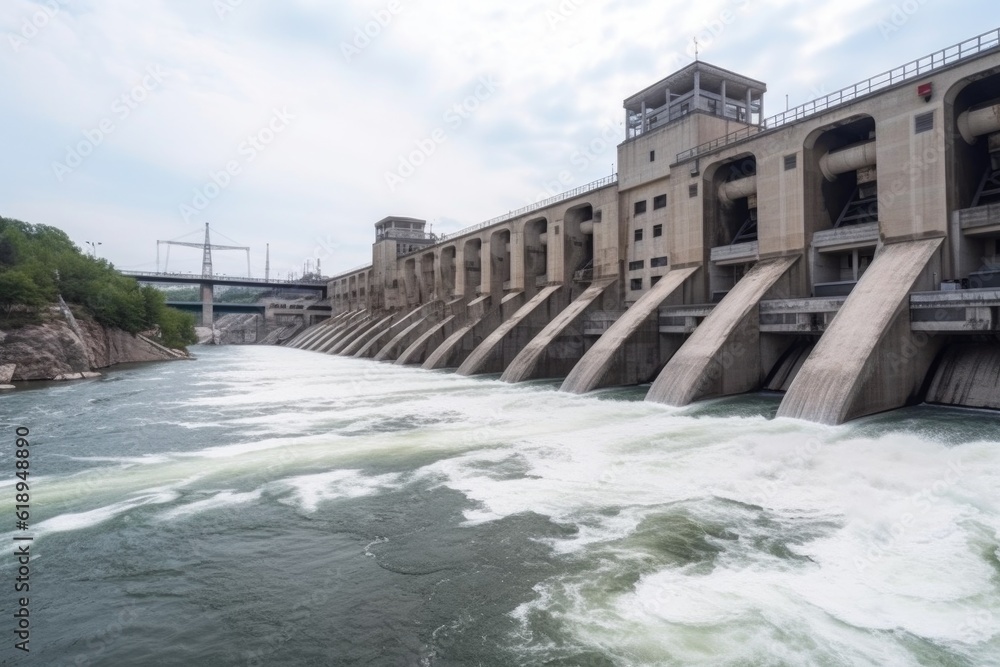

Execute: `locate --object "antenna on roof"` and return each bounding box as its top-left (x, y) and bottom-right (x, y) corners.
top-left (693, 37), bottom-right (699, 61)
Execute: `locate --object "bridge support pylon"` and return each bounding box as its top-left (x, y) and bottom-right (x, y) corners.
top-left (201, 283), bottom-right (213, 326)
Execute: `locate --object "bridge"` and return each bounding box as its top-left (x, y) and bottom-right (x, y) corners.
top-left (165, 300), bottom-right (333, 316)
top-left (119, 223), bottom-right (330, 325)
top-left (123, 272), bottom-right (328, 324)
top-left (123, 271), bottom-right (328, 293)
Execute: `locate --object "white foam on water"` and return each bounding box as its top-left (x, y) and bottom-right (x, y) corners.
top-left (64, 454), bottom-right (173, 466)
top-left (22, 348), bottom-right (1000, 664)
top-left (379, 381), bottom-right (1000, 663)
top-left (176, 435), bottom-right (343, 460)
top-left (32, 490), bottom-right (180, 536)
top-left (364, 536), bottom-right (389, 558)
top-left (158, 489), bottom-right (263, 521)
top-left (278, 469), bottom-right (405, 512)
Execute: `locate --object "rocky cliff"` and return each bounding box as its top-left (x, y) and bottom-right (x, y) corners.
top-left (0, 304), bottom-right (189, 382)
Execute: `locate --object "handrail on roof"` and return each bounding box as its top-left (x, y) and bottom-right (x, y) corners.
top-left (444, 173), bottom-right (617, 241)
top-left (399, 174), bottom-right (617, 258)
top-left (120, 270), bottom-right (328, 285)
top-left (675, 27), bottom-right (1000, 164)
top-left (327, 263), bottom-right (373, 282)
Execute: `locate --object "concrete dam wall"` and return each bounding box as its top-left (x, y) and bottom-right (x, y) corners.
top-left (304, 31), bottom-right (1000, 424)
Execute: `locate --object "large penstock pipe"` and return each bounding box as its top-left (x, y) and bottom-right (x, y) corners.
top-left (958, 100), bottom-right (1000, 144)
top-left (819, 139), bottom-right (877, 182)
top-left (717, 175), bottom-right (757, 205)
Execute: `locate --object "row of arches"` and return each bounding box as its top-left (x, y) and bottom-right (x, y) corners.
top-left (393, 203), bottom-right (598, 308)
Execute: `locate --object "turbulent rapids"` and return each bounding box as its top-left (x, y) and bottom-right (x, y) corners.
top-left (0, 346), bottom-right (997, 665)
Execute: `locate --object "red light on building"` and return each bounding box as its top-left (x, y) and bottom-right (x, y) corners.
top-left (917, 82), bottom-right (933, 101)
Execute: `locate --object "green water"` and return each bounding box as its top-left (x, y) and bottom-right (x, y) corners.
top-left (0, 346), bottom-right (997, 666)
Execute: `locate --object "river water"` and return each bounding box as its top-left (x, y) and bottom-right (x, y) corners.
top-left (0, 345), bottom-right (998, 666)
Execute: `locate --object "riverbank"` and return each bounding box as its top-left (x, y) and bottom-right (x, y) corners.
top-left (0, 301), bottom-right (189, 385)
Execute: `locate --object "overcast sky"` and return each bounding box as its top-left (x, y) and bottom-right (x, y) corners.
top-left (0, 0), bottom-right (994, 279)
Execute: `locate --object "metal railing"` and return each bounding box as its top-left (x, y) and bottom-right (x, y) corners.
top-left (437, 174), bottom-right (618, 243)
top-left (376, 228), bottom-right (431, 241)
top-left (327, 263), bottom-right (373, 282)
top-left (121, 270), bottom-right (327, 285)
top-left (676, 27), bottom-right (1000, 163)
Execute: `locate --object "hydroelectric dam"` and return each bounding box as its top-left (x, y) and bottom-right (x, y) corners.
top-left (288, 29), bottom-right (1000, 425)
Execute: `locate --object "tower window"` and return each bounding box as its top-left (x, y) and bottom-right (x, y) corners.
top-left (634, 200), bottom-right (647, 215)
top-left (653, 194), bottom-right (667, 209)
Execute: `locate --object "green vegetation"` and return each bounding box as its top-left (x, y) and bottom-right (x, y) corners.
top-left (159, 285), bottom-right (268, 304)
top-left (0, 216), bottom-right (198, 349)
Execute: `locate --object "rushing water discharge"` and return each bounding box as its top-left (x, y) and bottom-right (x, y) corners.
top-left (0, 345), bottom-right (998, 666)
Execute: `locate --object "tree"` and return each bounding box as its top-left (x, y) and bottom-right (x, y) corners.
top-left (0, 270), bottom-right (46, 313)
top-left (0, 215), bottom-right (197, 348)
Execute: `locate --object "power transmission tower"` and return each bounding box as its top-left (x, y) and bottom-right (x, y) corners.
top-left (157, 223), bottom-right (251, 277)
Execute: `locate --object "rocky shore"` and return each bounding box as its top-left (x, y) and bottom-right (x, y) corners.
top-left (0, 301), bottom-right (189, 387)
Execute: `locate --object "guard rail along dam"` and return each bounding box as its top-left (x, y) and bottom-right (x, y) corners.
top-left (288, 28), bottom-right (1000, 425)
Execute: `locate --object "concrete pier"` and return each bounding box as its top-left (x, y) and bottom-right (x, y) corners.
top-left (502, 278), bottom-right (616, 383)
top-left (647, 257), bottom-right (798, 406)
top-left (777, 239), bottom-right (943, 424)
top-left (561, 267), bottom-right (697, 394)
top-left (394, 315), bottom-right (457, 365)
top-left (457, 286), bottom-right (562, 376)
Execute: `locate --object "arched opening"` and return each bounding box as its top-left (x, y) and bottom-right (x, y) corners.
top-left (804, 115), bottom-right (878, 296)
top-left (463, 238), bottom-right (482, 295)
top-left (403, 257), bottom-right (418, 306)
top-left (524, 217), bottom-right (548, 289)
top-left (713, 155), bottom-right (758, 245)
top-left (490, 229), bottom-right (512, 291)
top-left (419, 252), bottom-right (435, 302)
top-left (949, 72), bottom-right (1000, 287)
top-left (441, 246), bottom-right (457, 296)
top-left (565, 203), bottom-right (595, 284)
top-left (706, 154), bottom-right (758, 301)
